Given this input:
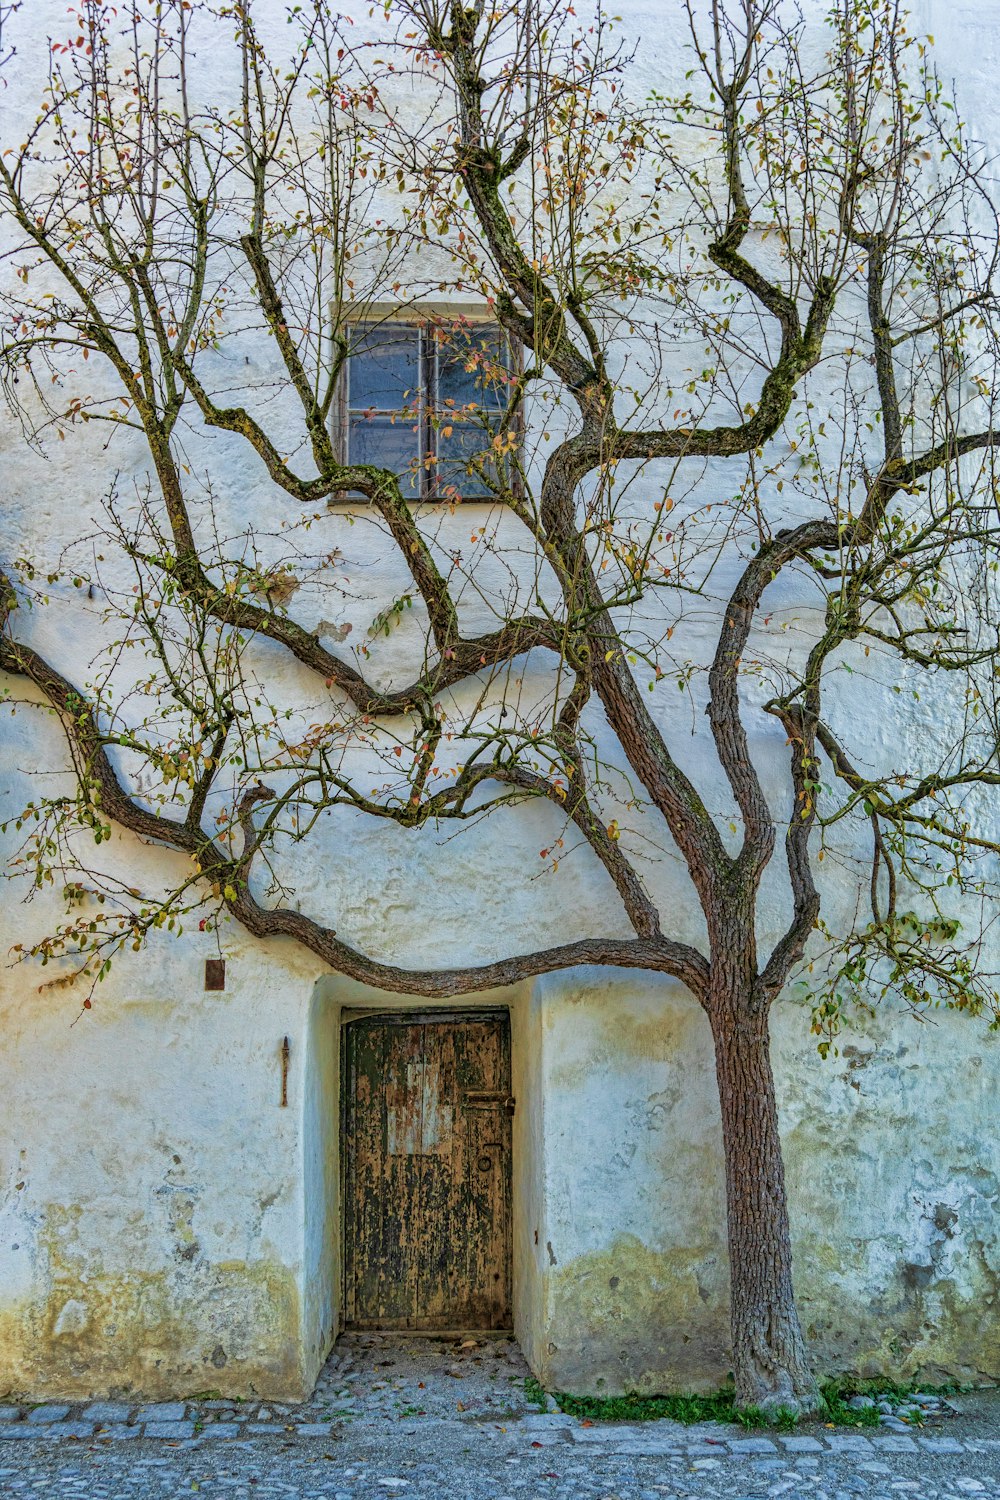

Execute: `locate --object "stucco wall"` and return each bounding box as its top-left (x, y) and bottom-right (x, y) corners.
top-left (0, 932), bottom-right (321, 1397)
top-left (1, 0), bottom-right (999, 1401)
top-left (529, 973), bottom-right (1000, 1395)
top-left (5, 946), bottom-right (995, 1401)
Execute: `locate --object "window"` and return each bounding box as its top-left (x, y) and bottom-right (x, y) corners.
top-left (338, 320), bottom-right (516, 501)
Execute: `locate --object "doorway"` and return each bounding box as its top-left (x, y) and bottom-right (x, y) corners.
top-left (341, 1009), bottom-right (513, 1330)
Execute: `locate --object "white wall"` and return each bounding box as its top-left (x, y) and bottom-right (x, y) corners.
top-left (1, 0), bottom-right (999, 1399)
top-left (530, 972), bottom-right (1000, 1394)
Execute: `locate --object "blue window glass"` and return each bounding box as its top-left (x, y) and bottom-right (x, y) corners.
top-left (347, 325), bottom-right (421, 411)
top-left (437, 332), bottom-right (508, 411)
top-left (343, 321), bottom-right (513, 500)
top-left (348, 416), bottom-right (421, 497)
top-left (432, 330), bottom-right (509, 497)
top-left (436, 420), bottom-right (500, 499)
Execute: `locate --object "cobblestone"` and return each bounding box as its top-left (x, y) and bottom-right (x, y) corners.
top-left (825, 1434), bottom-right (876, 1453)
top-left (81, 1402), bottom-right (134, 1423)
top-left (135, 1402), bottom-right (186, 1423)
top-left (140, 1420), bottom-right (195, 1440)
top-left (0, 1431), bottom-right (997, 1500)
top-left (25, 1405), bottom-right (70, 1423)
top-left (0, 1336), bottom-right (997, 1497)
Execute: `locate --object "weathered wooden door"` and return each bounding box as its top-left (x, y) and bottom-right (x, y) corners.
top-left (342, 1010), bottom-right (512, 1330)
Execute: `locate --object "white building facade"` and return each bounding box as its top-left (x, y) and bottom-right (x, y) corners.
top-left (1, 0), bottom-right (999, 1402)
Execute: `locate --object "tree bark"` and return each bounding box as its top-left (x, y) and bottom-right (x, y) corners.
top-left (707, 969), bottom-right (821, 1415)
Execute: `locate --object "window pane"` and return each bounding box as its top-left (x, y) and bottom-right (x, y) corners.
top-left (436, 420), bottom-right (504, 499)
top-left (348, 325), bottom-right (421, 411)
top-left (437, 330), bottom-right (508, 411)
top-left (347, 414), bottom-right (421, 497)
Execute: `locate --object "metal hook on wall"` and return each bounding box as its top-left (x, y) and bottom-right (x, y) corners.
top-left (280, 1036), bottom-right (290, 1107)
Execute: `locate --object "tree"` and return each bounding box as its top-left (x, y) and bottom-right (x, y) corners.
top-left (2, 0), bottom-right (1000, 1413)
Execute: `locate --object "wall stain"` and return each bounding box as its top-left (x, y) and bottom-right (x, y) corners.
top-left (0, 1205), bottom-right (306, 1401)
top-left (792, 1214), bottom-right (1000, 1385)
top-left (540, 1234), bottom-right (730, 1396)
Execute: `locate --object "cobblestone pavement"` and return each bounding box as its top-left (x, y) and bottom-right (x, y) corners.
top-left (1, 1335), bottom-right (998, 1499)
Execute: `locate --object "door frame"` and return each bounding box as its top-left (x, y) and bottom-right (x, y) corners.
top-left (338, 1005), bottom-right (514, 1332)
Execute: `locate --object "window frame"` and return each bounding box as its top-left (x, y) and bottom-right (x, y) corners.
top-left (332, 310), bottom-right (522, 504)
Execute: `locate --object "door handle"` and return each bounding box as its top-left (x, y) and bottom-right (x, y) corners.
top-left (461, 1092), bottom-right (516, 1116)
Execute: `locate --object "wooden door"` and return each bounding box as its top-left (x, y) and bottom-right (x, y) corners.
top-left (342, 1010), bottom-right (512, 1330)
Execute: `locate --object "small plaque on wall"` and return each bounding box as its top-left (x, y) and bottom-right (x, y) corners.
top-left (204, 958), bottom-right (226, 991)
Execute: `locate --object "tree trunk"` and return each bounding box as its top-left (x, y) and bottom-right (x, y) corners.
top-left (708, 981), bottom-right (821, 1416)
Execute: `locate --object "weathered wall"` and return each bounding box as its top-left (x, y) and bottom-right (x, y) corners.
top-left (778, 1004), bottom-right (1000, 1386)
top-left (510, 981), bottom-right (548, 1376)
top-left (0, 934), bottom-right (322, 1398)
top-left (527, 973), bottom-right (1000, 1396)
top-left (302, 984), bottom-right (342, 1382)
top-left (4, 943), bottom-right (997, 1400)
top-left (532, 972), bottom-right (729, 1395)
top-left (1, 0), bottom-right (999, 1402)
top-left (0, 704), bottom-right (326, 1399)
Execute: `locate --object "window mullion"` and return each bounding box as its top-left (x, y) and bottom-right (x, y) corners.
top-left (423, 328), bottom-right (436, 503)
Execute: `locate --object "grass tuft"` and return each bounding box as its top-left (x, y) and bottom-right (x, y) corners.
top-left (552, 1389), bottom-right (737, 1425)
top-left (543, 1376), bottom-right (976, 1429)
top-left (819, 1380), bottom-right (881, 1428)
top-left (523, 1376), bottom-right (548, 1412)
top-left (735, 1402), bottom-right (800, 1432)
